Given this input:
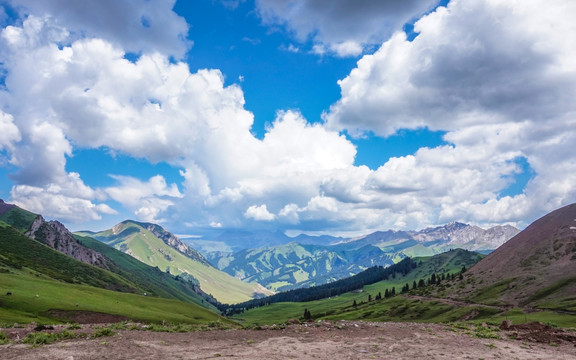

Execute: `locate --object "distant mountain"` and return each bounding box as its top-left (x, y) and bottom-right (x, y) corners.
top-left (207, 222), bottom-right (519, 291)
top-left (339, 222), bottom-right (520, 254)
top-left (207, 242), bottom-right (397, 291)
top-left (79, 220), bottom-right (274, 304)
top-left (224, 248), bottom-right (485, 314)
top-left (187, 230), bottom-right (343, 253)
top-left (447, 203), bottom-right (576, 309)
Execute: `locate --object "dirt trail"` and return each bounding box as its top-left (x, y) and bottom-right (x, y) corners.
top-left (2, 321), bottom-right (576, 360)
top-left (406, 294), bottom-right (511, 310)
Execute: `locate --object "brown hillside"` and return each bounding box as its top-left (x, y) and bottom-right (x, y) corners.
top-left (453, 203), bottom-right (576, 306)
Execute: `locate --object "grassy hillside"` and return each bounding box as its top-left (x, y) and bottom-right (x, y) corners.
top-left (0, 227), bottom-right (140, 293)
top-left (235, 249), bottom-right (484, 324)
top-left (0, 205), bottom-right (37, 232)
top-left (442, 203), bottom-right (576, 310)
top-left (81, 221), bottom-right (273, 304)
top-left (76, 235), bottom-right (215, 310)
top-left (0, 226), bottom-right (228, 325)
top-left (0, 270), bottom-right (229, 325)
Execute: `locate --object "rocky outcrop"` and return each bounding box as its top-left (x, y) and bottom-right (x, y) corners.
top-left (25, 215), bottom-right (109, 270)
top-left (141, 222), bottom-right (210, 266)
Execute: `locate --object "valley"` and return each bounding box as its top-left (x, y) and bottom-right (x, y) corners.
top-left (1, 199), bottom-right (575, 358)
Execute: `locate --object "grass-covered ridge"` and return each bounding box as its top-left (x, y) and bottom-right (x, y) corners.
top-left (0, 227), bottom-right (139, 292)
top-left (80, 220), bottom-right (273, 304)
top-left (0, 205), bottom-right (37, 232)
top-left (76, 235), bottom-right (216, 310)
top-left (0, 226), bottom-right (229, 325)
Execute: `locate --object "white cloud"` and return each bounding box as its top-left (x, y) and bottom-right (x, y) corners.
top-left (323, 0), bottom-right (576, 226)
top-left (10, 172), bottom-right (116, 223)
top-left (9, 0), bottom-right (189, 58)
top-left (0, 111), bottom-right (21, 152)
top-left (244, 204), bottom-right (276, 221)
top-left (2, 0), bottom-right (575, 234)
top-left (325, 0), bottom-right (576, 136)
top-left (105, 175), bottom-right (182, 223)
top-left (256, 0), bottom-right (437, 56)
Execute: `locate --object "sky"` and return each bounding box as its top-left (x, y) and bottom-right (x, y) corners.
top-left (0, 0), bottom-right (575, 237)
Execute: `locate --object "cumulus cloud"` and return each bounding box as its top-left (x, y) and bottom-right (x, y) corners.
top-left (324, 0), bottom-right (576, 225)
top-left (256, 0), bottom-right (437, 56)
top-left (0, 110), bottom-right (20, 152)
top-left (10, 172), bottom-right (116, 223)
top-left (244, 204), bottom-right (276, 221)
top-left (2, 0), bottom-right (575, 234)
top-left (9, 0), bottom-right (189, 58)
top-left (105, 175), bottom-right (182, 223)
top-left (325, 0), bottom-right (576, 136)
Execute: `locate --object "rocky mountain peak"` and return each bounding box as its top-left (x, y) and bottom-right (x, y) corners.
top-left (25, 215), bottom-right (109, 270)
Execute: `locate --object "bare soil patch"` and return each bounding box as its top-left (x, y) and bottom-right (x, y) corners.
top-left (2, 321), bottom-right (576, 360)
top-left (46, 309), bottom-right (129, 324)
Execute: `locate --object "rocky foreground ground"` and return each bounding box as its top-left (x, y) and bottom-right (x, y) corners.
top-left (2, 320), bottom-right (576, 359)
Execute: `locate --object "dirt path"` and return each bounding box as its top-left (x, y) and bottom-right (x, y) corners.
top-left (2, 321), bottom-right (576, 360)
top-left (406, 294), bottom-right (511, 310)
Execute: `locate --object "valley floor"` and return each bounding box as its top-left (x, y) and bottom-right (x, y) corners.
top-left (2, 320), bottom-right (576, 359)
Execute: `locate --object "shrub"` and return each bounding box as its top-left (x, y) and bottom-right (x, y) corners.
top-left (92, 328), bottom-right (115, 338)
top-left (0, 331), bottom-right (8, 345)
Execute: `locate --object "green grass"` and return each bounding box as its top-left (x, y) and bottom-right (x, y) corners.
top-left (0, 227), bottom-right (141, 294)
top-left (466, 279), bottom-right (513, 305)
top-left (526, 276), bottom-right (576, 306)
top-left (83, 221), bottom-right (272, 304)
top-left (0, 270), bottom-right (232, 325)
top-left (76, 235), bottom-right (213, 310)
top-left (0, 206), bottom-right (38, 232)
top-left (488, 308), bottom-right (576, 329)
top-left (235, 249), bottom-right (485, 325)
top-left (0, 331), bottom-right (8, 345)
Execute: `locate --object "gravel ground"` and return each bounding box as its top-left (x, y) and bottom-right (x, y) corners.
top-left (2, 320), bottom-right (576, 360)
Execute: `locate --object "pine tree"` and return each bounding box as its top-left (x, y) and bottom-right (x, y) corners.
top-left (384, 289), bottom-right (389, 298)
top-left (413, 280), bottom-right (417, 290)
top-left (353, 299), bottom-right (357, 307)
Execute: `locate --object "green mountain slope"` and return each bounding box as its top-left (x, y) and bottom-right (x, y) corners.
top-left (233, 249), bottom-right (485, 324)
top-left (207, 223), bottom-right (518, 292)
top-left (79, 221), bottom-right (273, 304)
top-left (0, 201), bottom-right (213, 308)
top-left (75, 235), bottom-right (215, 310)
top-left (0, 200), bottom-right (37, 232)
top-left (0, 226), bottom-right (139, 292)
top-left (209, 242), bottom-right (397, 291)
top-left (444, 203), bottom-right (576, 310)
top-left (0, 225), bottom-right (228, 325)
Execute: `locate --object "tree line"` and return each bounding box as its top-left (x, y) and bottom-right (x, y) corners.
top-left (219, 257), bottom-right (417, 315)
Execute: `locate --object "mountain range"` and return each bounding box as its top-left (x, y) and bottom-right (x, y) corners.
top-left (205, 222), bottom-right (519, 291)
top-left (1, 196), bottom-right (575, 329)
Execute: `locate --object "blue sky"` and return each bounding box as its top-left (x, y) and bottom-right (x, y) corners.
top-left (0, 0), bottom-right (574, 236)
